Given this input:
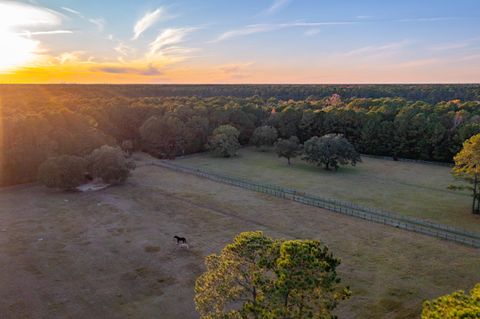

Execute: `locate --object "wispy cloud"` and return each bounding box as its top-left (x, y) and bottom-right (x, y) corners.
top-left (304, 29), bottom-right (321, 37)
top-left (220, 62), bottom-right (254, 74)
top-left (396, 17), bottom-right (460, 23)
top-left (0, 2), bottom-right (62, 29)
top-left (88, 18), bottom-right (105, 31)
top-left (429, 37), bottom-right (480, 51)
top-left (266, 0), bottom-right (292, 14)
top-left (61, 6), bottom-right (105, 31)
top-left (430, 43), bottom-right (470, 51)
top-left (61, 7), bottom-right (81, 16)
top-left (212, 21), bottom-right (354, 42)
top-left (396, 58), bottom-right (441, 68)
top-left (93, 64), bottom-right (162, 76)
top-left (147, 27), bottom-right (197, 59)
top-left (114, 42), bottom-right (135, 56)
top-left (19, 30), bottom-right (73, 36)
top-left (55, 51), bottom-right (89, 64)
top-left (133, 8), bottom-right (164, 40)
top-left (343, 40), bottom-right (409, 56)
top-left (458, 54), bottom-right (480, 62)
top-left (213, 24), bottom-right (278, 42)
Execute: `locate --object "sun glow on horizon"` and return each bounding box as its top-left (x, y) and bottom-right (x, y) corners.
top-left (0, 30), bottom-right (39, 72)
top-left (0, 1), bottom-right (61, 73)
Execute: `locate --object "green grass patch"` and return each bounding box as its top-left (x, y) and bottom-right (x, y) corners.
top-left (177, 148), bottom-right (480, 233)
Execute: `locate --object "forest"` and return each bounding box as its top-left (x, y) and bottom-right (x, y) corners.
top-left (2, 84), bottom-right (480, 187)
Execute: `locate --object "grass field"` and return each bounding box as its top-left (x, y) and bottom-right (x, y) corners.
top-left (176, 148), bottom-right (480, 233)
top-left (0, 153), bottom-right (479, 318)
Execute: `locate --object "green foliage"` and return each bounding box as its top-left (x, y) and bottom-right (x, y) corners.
top-left (208, 125), bottom-right (241, 157)
top-left (38, 155), bottom-right (86, 191)
top-left (422, 283), bottom-right (480, 319)
top-left (4, 86), bottom-right (480, 187)
top-left (303, 134), bottom-right (361, 170)
top-left (275, 136), bottom-right (302, 165)
top-left (249, 125), bottom-right (278, 151)
top-left (452, 133), bottom-right (480, 213)
top-left (195, 231), bottom-right (350, 319)
top-left (87, 145), bottom-right (134, 184)
top-left (139, 115), bottom-right (185, 159)
top-left (268, 106), bottom-right (303, 138)
top-left (453, 134), bottom-right (480, 177)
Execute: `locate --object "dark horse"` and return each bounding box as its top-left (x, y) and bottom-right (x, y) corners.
top-left (173, 236), bottom-right (187, 244)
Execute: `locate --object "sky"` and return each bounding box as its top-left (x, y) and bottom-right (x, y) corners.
top-left (0, 0), bottom-right (479, 83)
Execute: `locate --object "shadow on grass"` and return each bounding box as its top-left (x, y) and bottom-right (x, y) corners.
top-left (282, 160), bottom-right (363, 176)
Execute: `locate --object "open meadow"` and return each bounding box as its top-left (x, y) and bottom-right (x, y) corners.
top-left (176, 148), bottom-right (480, 233)
top-left (0, 154), bottom-right (479, 319)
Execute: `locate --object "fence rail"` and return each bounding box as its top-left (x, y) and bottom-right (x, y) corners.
top-left (148, 160), bottom-right (480, 248)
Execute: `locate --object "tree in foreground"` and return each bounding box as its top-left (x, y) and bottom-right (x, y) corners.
top-left (38, 155), bottom-right (86, 191)
top-left (195, 231), bottom-right (350, 319)
top-left (87, 145), bottom-right (134, 184)
top-left (275, 136), bottom-right (302, 165)
top-left (207, 125), bottom-right (241, 157)
top-left (422, 283), bottom-right (480, 318)
top-left (452, 133), bottom-right (480, 214)
top-left (303, 134), bottom-right (361, 171)
top-left (250, 125), bottom-right (278, 151)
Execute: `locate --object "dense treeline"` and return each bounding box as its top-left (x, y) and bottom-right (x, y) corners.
top-left (2, 85), bottom-right (480, 186)
top-left (1, 84), bottom-right (480, 103)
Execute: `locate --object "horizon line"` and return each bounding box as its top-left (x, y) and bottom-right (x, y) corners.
top-left (1, 82), bottom-right (480, 85)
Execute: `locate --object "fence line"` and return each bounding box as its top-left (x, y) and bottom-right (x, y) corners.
top-left (148, 160), bottom-right (480, 248)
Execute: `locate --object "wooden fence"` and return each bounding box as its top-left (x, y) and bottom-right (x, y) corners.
top-left (148, 160), bottom-right (480, 248)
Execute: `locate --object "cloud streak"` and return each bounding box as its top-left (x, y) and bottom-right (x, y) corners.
top-left (133, 8), bottom-right (164, 40)
top-left (147, 27), bottom-right (197, 60)
top-left (212, 21), bottom-right (355, 42)
top-left (0, 2), bottom-right (62, 29)
top-left (342, 40), bottom-right (410, 57)
top-left (61, 6), bottom-right (105, 31)
top-left (220, 62), bottom-right (254, 74)
top-left (114, 42), bottom-right (135, 56)
top-left (266, 0), bottom-right (292, 14)
top-left (18, 30), bottom-right (73, 36)
top-left (93, 64), bottom-right (162, 76)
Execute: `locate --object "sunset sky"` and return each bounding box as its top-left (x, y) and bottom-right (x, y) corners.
top-left (0, 0), bottom-right (479, 83)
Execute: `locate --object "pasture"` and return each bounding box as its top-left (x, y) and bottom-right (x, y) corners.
top-left (176, 148), bottom-right (480, 233)
top-left (0, 154), bottom-right (479, 319)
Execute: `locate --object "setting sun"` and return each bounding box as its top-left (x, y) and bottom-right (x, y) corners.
top-left (0, 30), bottom-right (38, 72)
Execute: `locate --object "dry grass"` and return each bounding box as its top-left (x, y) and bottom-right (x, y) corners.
top-left (176, 148), bottom-right (480, 233)
top-left (0, 154), bottom-right (479, 319)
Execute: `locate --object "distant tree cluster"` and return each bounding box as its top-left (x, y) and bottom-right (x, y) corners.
top-left (250, 125), bottom-right (278, 151)
top-left (38, 155), bottom-right (87, 191)
top-left (208, 125), bottom-right (241, 157)
top-left (3, 84), bottom-right (479, 103)
top-left (38, 146), bottom-right (133, 191)
top-left (3, 86), bottom-right (480, 186)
